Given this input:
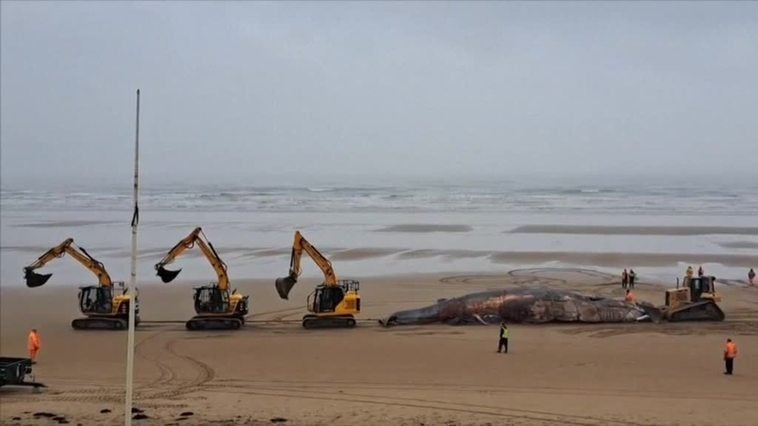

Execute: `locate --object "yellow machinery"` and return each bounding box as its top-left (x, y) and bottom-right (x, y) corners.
top-left (24, 238), bottom-right (139, 330)
top-left (155, 227), bottom-right (249, 330)
top-left (661, 275), bottom-right (725, 321)
top-left (275, 230), bottom-right (360, 329)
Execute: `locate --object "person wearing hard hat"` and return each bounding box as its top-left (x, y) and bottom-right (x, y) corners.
top-left (28, 328), bottom-right (41, 364)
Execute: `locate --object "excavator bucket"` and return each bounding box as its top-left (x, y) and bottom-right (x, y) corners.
top-left (156, 266), bottom-right (182, 283)
top-left (25, 269), bottom-right (52, 288)
top-left (275, 276), bottom-right (297, 300)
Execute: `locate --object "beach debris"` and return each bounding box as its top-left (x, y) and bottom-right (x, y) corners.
top-left (100, 408), bottom-right (112, 413)
top-left (133, 413), bottom-right (149, 420)
top-left (12, 417), bottom-right (21, 421)
top-left (180, 411), bottom-right (194, 416)
top-left (33, 412), bottom-right (57, 418)
top-left (270, 417), bottom-right (288, 423)
top-left (131, 407), bottom-right (144, 414)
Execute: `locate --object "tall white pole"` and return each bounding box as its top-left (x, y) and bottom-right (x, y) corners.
top-left (125, 89), bottom-right (140, 426)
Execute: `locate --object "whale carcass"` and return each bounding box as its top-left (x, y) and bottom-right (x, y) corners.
top-left (379, 287), bottom-right (662, 326)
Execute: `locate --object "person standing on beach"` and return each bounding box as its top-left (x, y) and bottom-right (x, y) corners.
top-left (628, 269), bottom-right (636, 289)
top-left (621, 269), bottom-right (628, 290)
top-left (497, 322), bottom-right (509, 354)
top-left (724, 338), bottom-right (738, 375)
top-left (698, 265), bottom-right (704, 277)
top-left (686, 266), bottom-right (694, 278)
top-left (27, 328), bottom-right (41, 364)
top-left (749, 268), bottom-right (756, 286)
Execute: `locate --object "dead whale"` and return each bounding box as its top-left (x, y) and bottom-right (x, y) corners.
top-left (379, 287), bottom-right (661, 326)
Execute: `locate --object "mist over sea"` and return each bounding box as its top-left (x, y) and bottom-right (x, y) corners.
top-left (2, 174), bottom-right (757, 288)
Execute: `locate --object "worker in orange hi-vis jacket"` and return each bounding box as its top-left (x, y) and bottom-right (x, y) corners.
top-left (724, 338), bottom-right (738, 375)
top-left (28, 328), bottom-right (41, 364)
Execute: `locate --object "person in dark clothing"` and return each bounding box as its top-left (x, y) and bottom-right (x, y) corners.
top-left (628, 269), bottom-right (636, 289)
top-left (621, 269), bottom-right (628, 290)
top-left (497, 322), bottom-right (509, 353)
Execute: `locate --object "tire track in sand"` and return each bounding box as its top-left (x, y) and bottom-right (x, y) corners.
top-left (201, 383), bottom-right (652, 426)
top-left (142, 338), bottom-right (216, 400)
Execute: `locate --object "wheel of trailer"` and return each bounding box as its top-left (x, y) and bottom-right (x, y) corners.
top-left (186, 321), bottom-right (196, 330)
top-left (346, 318), bottom-right (356, 328)
top-left (114, 321), bottom-right (124, 330)
top-left (232, 320), bottom-right (241, 329)
top-left (302, 318), bottom-right (314, 329)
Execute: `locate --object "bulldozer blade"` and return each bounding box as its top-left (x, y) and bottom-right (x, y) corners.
top-left (275, 276), bottom-right (297, 300)
top-left (157, 266), bottom-right (182, 283)
top-left (25, 270), bottom-right (52, 288)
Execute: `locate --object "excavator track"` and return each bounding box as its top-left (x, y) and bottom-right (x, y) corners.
top-left (667, 301), bottom-right (725, 322)
top-left (185, 316), bottom-right (243, 330)
top-left (302, 314), bottom-right (356, 329)
top-left (71, 316), bottom-right (139, 330)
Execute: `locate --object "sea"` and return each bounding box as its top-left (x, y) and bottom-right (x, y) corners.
top-left (2, 174), bottom-right (757, 288)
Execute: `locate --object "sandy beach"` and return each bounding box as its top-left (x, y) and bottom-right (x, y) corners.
top-left (2, 268), bottom-right (757, 426)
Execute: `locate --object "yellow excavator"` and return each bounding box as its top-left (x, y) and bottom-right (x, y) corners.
top-left (24, 238), bottom-right (139, 330)
top-left (661, 275), bottom-right (725, 321)
top-left (275, 230), bottom-right (360, 329)
top-left (154, 227), bottom-right (249, 330)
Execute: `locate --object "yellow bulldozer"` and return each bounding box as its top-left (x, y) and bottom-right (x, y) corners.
top-left (660, 275), bottom-right (725, 321)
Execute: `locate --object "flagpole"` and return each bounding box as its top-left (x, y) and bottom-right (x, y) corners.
top-left (125, 89), bottom-right (140, 426)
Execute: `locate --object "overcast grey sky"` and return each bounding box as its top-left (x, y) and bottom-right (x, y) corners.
top-left (1, 1), bottom-right (757, 187)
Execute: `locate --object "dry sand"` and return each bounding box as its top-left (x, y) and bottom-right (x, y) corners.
top-left (1, 268), bottom-right (757, 426)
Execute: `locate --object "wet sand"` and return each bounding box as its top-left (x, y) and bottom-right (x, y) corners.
top-left (1, 268), bottom-right (757, 425)
top-left (509, 225), bottom-right (758, 236)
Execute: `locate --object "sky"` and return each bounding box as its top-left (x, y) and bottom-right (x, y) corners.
top-left (1, 1), bottom-right (757, 188)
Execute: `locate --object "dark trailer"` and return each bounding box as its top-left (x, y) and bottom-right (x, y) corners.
top-left (0, 357), bottom-right (46, 389)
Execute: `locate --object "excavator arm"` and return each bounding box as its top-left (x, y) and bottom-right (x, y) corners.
top-left (154, 227), bottom-right (229, 291)
top-left (275, 231), bottom-right (337, 299)
top-left (24, 238), bottom-right (113, 288)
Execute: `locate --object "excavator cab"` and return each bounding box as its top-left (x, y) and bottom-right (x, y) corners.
top-left (77, 282), bottom-right (138, 318)
top-left (308, 280), bottom-right (360, 314)
top-left (79, 286), bottom-right (113, 315)
top-left (194, 285), bottom-right (230, 314)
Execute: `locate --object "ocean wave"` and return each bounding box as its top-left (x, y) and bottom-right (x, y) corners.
top-left (2, 182), bottom-right (758, 216)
